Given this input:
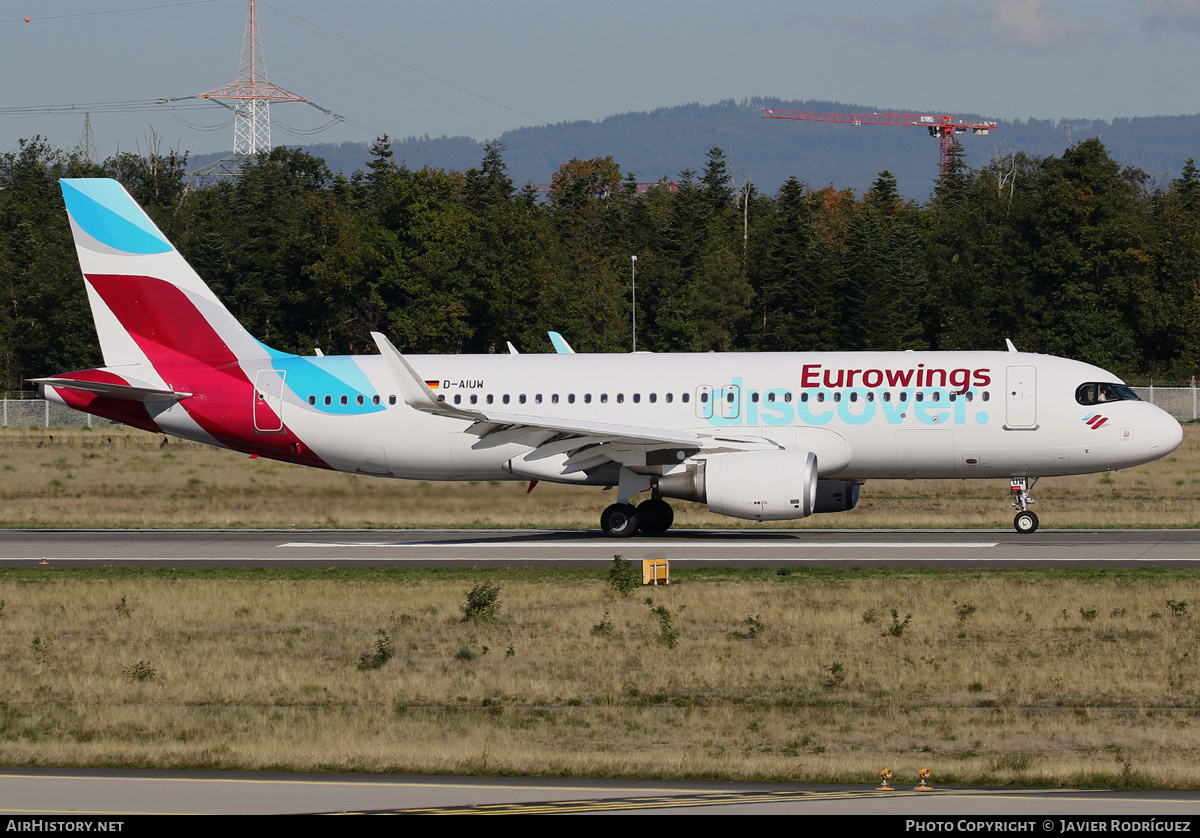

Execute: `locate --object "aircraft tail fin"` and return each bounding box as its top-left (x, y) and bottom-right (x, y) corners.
top-left (60, 178), bottom-right (267, 370)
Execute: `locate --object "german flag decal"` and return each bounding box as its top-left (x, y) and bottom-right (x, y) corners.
top-left (424, 380), bottom-right (440, 390)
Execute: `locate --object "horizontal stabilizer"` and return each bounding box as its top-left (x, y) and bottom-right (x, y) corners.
top-left (30, 376), bottom-right (190, 403)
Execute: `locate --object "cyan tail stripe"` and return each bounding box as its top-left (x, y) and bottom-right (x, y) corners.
top-left (60, 179), bottom-right (171, 255)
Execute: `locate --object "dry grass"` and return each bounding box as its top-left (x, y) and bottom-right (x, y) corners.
top-left (1, 567), bottom-right (1199, 787)
top-left (0, 425), bottom-right (1197, 530)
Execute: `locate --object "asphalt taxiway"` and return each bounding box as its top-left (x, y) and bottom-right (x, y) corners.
top-left (0, 528), bottom-right (1198, 568)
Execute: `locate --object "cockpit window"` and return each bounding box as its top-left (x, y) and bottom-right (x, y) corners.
top-left (1076, 382), bottom-right (1141, 406)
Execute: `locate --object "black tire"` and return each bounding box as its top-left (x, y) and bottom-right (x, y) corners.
top-left (601, 503), bottom-right (640, 538)
top-left (1014, 510), bottom-right (1039, 534)
top-left (637, 498), bottom-right (675, 534)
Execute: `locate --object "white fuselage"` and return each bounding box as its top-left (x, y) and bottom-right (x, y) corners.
top-left (139, 349), bottom-right (1183, 484)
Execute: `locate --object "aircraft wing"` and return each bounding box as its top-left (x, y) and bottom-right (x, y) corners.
top-left (372, 332), bottom-right (780, 470)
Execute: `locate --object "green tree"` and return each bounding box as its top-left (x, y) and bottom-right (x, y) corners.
top-left (0, 138), bottom-right (97, 390)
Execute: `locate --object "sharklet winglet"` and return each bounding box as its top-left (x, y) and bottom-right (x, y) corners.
top-left (548, 331), bottom-right (575, 354)
top-left (370, 332), bottom-right (474, 419)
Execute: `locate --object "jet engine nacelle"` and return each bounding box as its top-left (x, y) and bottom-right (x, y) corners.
top-left (661, 449), bottom-right (818, 521)
top-left (813, 479), bottom-right (861, 514)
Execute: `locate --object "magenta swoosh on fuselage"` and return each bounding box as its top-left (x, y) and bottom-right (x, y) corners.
top-left (84, 273), bottom-right (331, 468)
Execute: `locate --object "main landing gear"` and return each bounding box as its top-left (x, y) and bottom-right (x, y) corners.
top-left (600, 489), bottom-right (675, 538)
top-left (1010, 476), bottom-right (1039, 534)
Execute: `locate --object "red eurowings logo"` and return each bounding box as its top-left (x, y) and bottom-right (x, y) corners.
top-left (1083, 413), bottom-right (1109, 429)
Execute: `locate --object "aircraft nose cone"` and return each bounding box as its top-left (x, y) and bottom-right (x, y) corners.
top-left (1151, 409), bottom-right (1184, 458)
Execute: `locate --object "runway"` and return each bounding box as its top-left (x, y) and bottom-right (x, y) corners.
top-left (1, 528), bottom-right (1198, 567)
top-left (2, 768), bottom-right (1199, 815)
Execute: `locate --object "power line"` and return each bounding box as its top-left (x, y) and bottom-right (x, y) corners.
top-left (1, 0), bottom-right (225, 25)
top-left (264, 2), bottom-right (550, 133)
top-left (263, 3), bottom-right (506, 137)
top-left (0, 97), bottom-right (215, 118)
top-left (261, 3), bottom-right (668, 175)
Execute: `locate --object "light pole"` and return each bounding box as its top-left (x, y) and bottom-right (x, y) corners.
top-left (631, 255), bottom-right (637, 352)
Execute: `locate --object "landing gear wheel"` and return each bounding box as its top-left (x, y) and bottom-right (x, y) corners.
top-left (637, 498), bottom-right (674, 534)
top-left (1014, 510), bottom-right (1039, 534)
top-left (601, 503), bottom-right (640, 538)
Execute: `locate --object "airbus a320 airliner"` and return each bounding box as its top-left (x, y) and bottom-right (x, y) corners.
top-left (35, 179), bottom-right (1184, 536)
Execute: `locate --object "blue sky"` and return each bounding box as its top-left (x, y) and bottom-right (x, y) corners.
top-left (1, 0), bottom-right (1198, 160)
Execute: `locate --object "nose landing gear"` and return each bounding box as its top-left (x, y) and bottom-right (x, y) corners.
top-left (1010, 476), bottom-right (1039, 533)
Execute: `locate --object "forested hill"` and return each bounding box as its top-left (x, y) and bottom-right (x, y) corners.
top-left (190, 99), bottom-right (1200, 201)
top-left (3, 135), bottom-right (1199, 395)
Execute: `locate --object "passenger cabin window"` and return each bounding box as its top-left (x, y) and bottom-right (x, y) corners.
top-left (1076, 382), bottom-right (1140, 406)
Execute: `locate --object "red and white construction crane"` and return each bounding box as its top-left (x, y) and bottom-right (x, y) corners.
top-left (762, 108), bottom-right (998, 176)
